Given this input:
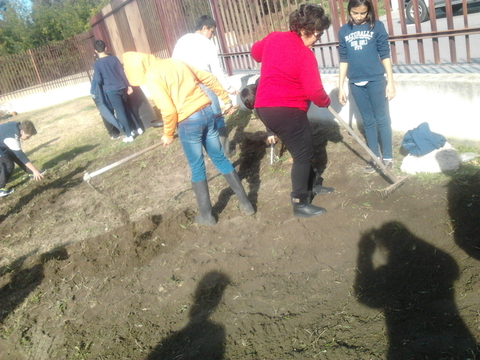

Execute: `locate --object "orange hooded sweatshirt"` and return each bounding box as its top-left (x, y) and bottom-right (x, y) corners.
top-left (123, 52), bottom-right (230, 139)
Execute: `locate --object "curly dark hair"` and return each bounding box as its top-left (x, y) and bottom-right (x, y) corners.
top-left (289, 3), bottom-right (331, 38)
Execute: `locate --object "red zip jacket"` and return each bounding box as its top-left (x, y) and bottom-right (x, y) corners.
top-left (251, 31), bottom-right (330, 112)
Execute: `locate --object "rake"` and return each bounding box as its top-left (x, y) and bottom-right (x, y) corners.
top-left (83, 142), bottom-right (163, 182)
top-left (328, 106), bottom-right (409, 198)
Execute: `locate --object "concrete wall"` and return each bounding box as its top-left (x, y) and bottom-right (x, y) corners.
top-left (6, 72), bottom-right (480, 143)
top-left (307, 73), bottom-right (480, 142)
top-left (4, 82), bottom-right (92, 114)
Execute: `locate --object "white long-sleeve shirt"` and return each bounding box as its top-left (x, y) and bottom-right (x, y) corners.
top-left (172, 33), bottom-right (231, 91)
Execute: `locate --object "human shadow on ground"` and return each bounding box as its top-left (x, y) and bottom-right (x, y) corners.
top-left (24, 137), bottom-right (60, 157)
top-left (146, 270), bottom-right (230, 360)
top-left (354, 221), bottom-right (479, 359)
top-left (310, 119), bottom-right (343, 182)
top-left (0, 246), bottom-right (68, 323)
top-left (214, 110), bottom-right (266, 216)
top-left (446, 168), bottom-right (480, 260)
top-left (41, 145), bottom-right (98, 170)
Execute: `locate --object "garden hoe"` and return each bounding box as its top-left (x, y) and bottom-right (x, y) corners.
top-left (328, 106), bottom-right (409, 198)
top-left (83, 142), bottom-right (163, 183)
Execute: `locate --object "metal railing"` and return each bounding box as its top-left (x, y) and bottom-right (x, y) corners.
top-left (0, 32), bottom-right (95, 104)
top-left (1, 0), bottom-right (479, 105)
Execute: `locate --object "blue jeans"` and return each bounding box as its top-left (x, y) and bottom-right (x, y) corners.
top-left (178, 105), bottom-right (233, 182)
top-left (350, 79), bottom-right (392, 159)
top-left (200, 85), bottom-right (226, 129)
top-left (105, 89), bottom-right (138, 136)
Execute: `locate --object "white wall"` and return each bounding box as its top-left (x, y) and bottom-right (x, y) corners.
top-left (308, 73), bottom-right (480, 142)
top-left (6, 72), bottom-right (480, 142)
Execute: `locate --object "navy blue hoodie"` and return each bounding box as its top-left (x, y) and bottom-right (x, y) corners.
top-left (0, 121), bottom-right (30, 164)
top-left (338, 20), bottom-right (391, 83)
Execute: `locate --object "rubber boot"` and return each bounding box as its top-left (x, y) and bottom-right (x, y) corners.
top-left (192, 180), bottom-right (216, 226)
top-left (291, 193), bottom-right (327, 218)
top-left (218, 127), bottom-right (235, 158)
top-left (223, 171), bottom-right (255, 215)
top-left (308, 167), bottom-right (334, 195)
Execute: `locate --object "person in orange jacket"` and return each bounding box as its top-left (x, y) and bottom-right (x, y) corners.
top-left (123, 52), bottom-right (254, 225)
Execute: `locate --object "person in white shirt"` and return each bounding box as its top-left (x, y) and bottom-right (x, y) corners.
top-left (172, 15), bottom-right (238, 158)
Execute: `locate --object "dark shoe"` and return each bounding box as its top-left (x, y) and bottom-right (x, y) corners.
top-left (223, 171), bottom-right (255, 215)
top-left (291, 195), bottom-right (327, 218)
top-left (218, 127), bottom-right (235, 158)
top-left (312, 185), bottom-right (335, 195)
top-left (192, 180), bottom-right (216, 226)
top-left (150, 120), bottom-right (164, 128)
top-left (364, 157), bottom-right (382, 174)
top-left (0, 188), bottom-right (14, 197)
top-left (364, 161), bottom-right (378, 174)
top-left (383, 159), bottom-right (394, 170)
top-left (110, 134), bottom-right (121, 140)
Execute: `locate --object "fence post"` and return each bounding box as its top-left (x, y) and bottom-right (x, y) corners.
top-left (74, 34), bottom-right (94, 83)
top-left (28, 49), bottom-right (46, 93)
top-left (208, 0), bottom-right (234, 76)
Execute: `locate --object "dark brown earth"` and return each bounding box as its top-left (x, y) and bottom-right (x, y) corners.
top-left (0, 98), bottom-right (479, 359)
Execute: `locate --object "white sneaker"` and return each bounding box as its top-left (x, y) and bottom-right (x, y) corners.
top-left (0, 188), bottom-right (14, 197)
top-left (137, 128), bottom-right (144, 135)
top-left (130, 130), bottom-right (137, 136)
top-left (123, 136), bottom-right (134, 143)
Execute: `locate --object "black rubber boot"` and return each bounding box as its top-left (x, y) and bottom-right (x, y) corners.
top-left (309, 167), bottom-right (334, 195)
top-left (312, 185), bottom-right (335, 195)
top-left (218, 127), bottom-right (235, 158)
top-left (223, 171), bottom-right (255, 215)
top-left (192, 180), bottom-right (216, 226)
top-left (291, 193), bottom-right (327, 218)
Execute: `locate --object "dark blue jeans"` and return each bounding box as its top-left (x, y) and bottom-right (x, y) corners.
top-left (177, 105), bottom-right (233, 182)
top-left (256, 107), bottom-right (313, 199)
top-left (105, 88), bottom-right (137, 136)
top-left (350, 79), bottom-right (393, 159)
top-left (0, 155), bottom-right (14, 188)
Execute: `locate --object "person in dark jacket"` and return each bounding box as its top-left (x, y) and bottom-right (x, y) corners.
top-left (0, 121), bottom-right (44, 197)
top-left (93, 40), bottom-right (141, 143)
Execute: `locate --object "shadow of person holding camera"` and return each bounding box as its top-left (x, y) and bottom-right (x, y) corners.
top-left (354, 221), bottom-right (479, 359)
top-left (146, 270), bottom-right (231, 360)
top-left (446, 169), bottom-right (480, 260)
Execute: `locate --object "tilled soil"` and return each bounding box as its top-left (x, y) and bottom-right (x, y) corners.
top-left (0, 104), bottom-right (479, 359)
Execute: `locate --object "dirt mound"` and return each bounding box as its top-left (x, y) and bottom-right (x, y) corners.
top-left (0, 108), bottom-right (479, 359)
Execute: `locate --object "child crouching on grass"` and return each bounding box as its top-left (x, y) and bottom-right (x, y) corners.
top-left (0, 120), bottom-right (44, 197)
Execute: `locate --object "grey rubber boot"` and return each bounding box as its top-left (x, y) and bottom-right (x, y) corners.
top-left (192, 180), bottom-right (216, 226)
top-left (218, 127), bottom-right (235, 158)
top-left (291, 193), bottom-right (327, 218)
top-left (223, 171), bottom-right (255, 215)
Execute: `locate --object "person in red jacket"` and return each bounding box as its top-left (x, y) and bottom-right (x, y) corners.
top-left (251, 3), bottom-right (331, 218)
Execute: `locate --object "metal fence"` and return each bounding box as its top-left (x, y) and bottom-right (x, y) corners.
top-left (1, 0), bottom-right (479, 104)
top-left (0, 31), bottom-right (95, 103)
top-left (88, 0), bottom-right (480, 70)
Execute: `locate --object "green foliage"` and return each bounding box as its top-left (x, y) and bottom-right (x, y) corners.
top-left (0, 0), bottom-right (108, 55)
top-left (0, 0), bottom-right (33, 55)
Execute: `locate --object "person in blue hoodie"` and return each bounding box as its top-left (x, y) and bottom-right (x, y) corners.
top-left (338, 0), bottom-right (396, 173)
top-left (93, 40), bottom-right (142, 143)
top-left (0, 121), bottom-right (44, 197)
top-left (90, 60), bottom-right (122, 140)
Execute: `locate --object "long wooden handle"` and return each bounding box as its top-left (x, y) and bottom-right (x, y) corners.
top-left (84, 142), bottom-right (163, 182)
top-left (328, 106), bottom-right (398, 182)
